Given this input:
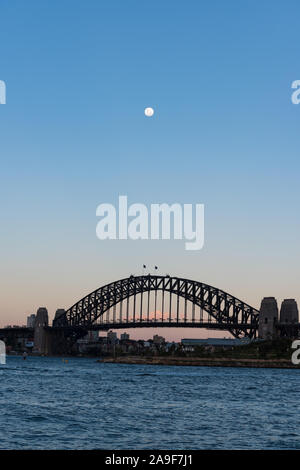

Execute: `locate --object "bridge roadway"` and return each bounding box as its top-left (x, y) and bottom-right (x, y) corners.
top-left (50, 321), bottom-right (255, 332)
top-left (1, 323), bottom-right (298, 337)
top-left (1, 323), bottom-right (298, 333)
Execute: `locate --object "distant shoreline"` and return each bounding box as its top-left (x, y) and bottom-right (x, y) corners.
top-left (7, 354), bottom-right (300, 369)
top-left (100, 356), bottom-right (300, 369)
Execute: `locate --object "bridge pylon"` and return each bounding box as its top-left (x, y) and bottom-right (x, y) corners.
top-left (258, 297), bottom-right (278, 340)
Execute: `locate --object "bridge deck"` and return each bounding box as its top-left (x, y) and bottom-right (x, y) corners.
top-left (50, 321), bottom-right (257, 332)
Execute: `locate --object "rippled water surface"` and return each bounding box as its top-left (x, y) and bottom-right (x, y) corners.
top-left (1, 356), bottom-right (300, 449)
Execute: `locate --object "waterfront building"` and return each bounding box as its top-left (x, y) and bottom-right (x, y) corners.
top-left (153, 334), bottom-right (165, 345)
top-left (181, 337), bottom-right (251, 352)
top-left (107, 330), bottom-right (118, 344)
top-left (87, 330), bottom-right (98, 341)
top-left (120, 332), bottom-right (130, 340)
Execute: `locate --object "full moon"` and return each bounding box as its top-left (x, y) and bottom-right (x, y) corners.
top-left (144, 107), bottom-right (154, 117)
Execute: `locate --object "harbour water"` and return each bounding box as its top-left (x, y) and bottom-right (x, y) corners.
top-left (0, 356), bottom-right (299, 449)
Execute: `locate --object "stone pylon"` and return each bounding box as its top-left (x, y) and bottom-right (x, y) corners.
top-left (280, 299), bottom-right (299, 324)
top-left (34, 307), bottom-right (49, 354)
top-left (258, 297), bottom-right (278, 340)
top-left (53, 309), bottom-right (67, 326)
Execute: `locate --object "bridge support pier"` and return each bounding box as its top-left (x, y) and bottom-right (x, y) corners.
top-left (34, 308), bottom-right (73, 354)
top-left (34, 327), bottom-right (75, 355)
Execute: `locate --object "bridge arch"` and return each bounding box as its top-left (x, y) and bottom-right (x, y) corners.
top-left (53, 275), bottom-right (259, 339)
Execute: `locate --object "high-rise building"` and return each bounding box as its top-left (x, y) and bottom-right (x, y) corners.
top-left (26, 314), bottom-right (36, 328)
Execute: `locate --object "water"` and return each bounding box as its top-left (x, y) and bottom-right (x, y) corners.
top-left (0, 356), bottom-right (300, 449)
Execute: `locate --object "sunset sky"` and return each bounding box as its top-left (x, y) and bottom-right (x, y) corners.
top-left (0, 1), bottom-right (299, 341)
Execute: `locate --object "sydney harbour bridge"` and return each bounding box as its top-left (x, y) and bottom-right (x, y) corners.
top-left (2, 274), bottom-right (298, 354)
top-left (52, 275), bottom-right (260, 340)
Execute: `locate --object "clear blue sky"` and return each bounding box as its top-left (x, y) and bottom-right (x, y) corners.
top-left (0, 1), bottom-right (299, 339)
